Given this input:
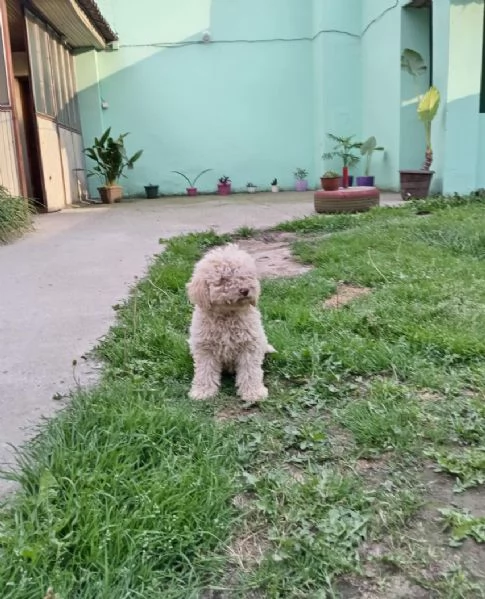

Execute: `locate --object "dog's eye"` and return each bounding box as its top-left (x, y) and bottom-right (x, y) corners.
top-left (218, 277), bottom-right (228, 285)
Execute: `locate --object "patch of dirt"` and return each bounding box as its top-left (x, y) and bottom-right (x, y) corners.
top-left (237, 233), bottom-right (312, 279)
top-left (215, 406), bottom-right (259, 422)
top-left (227, 531), bottom-right (269, 572)
top-left (323, 283), bottom-right (372, 309)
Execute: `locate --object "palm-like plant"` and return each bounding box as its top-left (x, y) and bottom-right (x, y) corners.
top-left (322, 133), bottom-right (362, 168)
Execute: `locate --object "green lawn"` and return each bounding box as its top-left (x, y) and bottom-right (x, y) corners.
top-left (2, 196), bottom-right (485, 598)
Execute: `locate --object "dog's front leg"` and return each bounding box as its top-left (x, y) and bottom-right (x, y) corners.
top-left (189, 351), bottom-right (221, 400)
top-left (235, 351), bottom-right (268, 402)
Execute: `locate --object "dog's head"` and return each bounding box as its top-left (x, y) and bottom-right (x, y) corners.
top-left (186, 244), bottom-right (260, 312)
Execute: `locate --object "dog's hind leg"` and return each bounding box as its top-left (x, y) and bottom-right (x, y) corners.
top-left (235, 351), bottom-right (268, 402)
top-left (189, 352), bottom-right (222, 400)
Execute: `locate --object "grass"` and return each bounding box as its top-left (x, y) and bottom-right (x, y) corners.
top-left (0, 185), bottom-right (34, 244)
top-left (2, 197), bottom-right (485, 597)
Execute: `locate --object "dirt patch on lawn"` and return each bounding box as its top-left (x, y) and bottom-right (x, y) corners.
top-left (324, 283), bottom-right (372, 309)
top-left (237, 232), bottom-right (312, 279)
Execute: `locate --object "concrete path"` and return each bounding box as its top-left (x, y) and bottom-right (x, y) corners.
top-left (0, 191), bottom-right (401, 493)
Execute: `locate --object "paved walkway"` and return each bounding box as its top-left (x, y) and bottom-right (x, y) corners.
top-left (0, 191), bottom-right (401, 493)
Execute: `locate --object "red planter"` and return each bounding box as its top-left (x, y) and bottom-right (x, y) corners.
top-left (321, 177), bottom-right (340, 191)
top-left (187, 187), bottom-right (198, 196)
top-left (217, 183), bottom-right (231, 195)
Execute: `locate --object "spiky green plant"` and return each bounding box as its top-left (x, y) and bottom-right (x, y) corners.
top-left (0, 185), bottom-right (33, 244)
top-left (322, 134), bottom-right (362, 168)
top-left (84, 128), bottom-right (143, 186)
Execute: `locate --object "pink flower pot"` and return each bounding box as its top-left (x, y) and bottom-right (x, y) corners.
top-left (295, 179), bottom-right (308, 192)
top-left (217, 183), bottom-right (231, 195)
top-left (187, 187), bottom-right (198, 196)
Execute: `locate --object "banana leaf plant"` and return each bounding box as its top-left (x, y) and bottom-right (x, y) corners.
top-left (360, 136), bottom-right (384, 177)
top-left (418, 86), bottom-right (440, 170)
top-left (401, 49), bottom-right (440, 170)
top-left (84, 128), bottom-right (143, 186)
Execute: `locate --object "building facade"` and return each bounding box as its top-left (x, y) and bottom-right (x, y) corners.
top-left (0, 0), bottom-right (116, 211)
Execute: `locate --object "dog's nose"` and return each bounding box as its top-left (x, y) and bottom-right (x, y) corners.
top-left (239, 288), bottom-right (249, 297)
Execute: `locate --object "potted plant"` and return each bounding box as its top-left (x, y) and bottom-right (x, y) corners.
top-left (246, 182), bottom-right (257, 194)
top-left (271, 178), bottom-right (279, 193)
top-left (400, 49), bottom-right (441, 200)
top-left (144, 183), bottom-right (159, 198)
top-left (217, 176), bottom-right (232, 195)
top-left (84, 127), bottom-right (143, 204)
top-left (294, 168), bottom-right (309, 191)
top-left (322, 133), bottom-right (361, 188)
top-left (356, 136), bottom-right (384, 187)
top-left (171, 169), bottom-right (212, 196)
top-left (320, 170), bottom-right (340, 191)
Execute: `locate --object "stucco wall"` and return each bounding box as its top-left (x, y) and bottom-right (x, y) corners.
top-left (77, 0), bottom-right (315, 196)
top-left (76, 0), bottom-right (485, 197)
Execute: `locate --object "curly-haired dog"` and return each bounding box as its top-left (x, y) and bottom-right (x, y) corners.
top-left (187, 243), bottom-right (275, 402)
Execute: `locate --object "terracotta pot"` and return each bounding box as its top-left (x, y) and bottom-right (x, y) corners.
top-left (399, 170), bottom-right (434, 201)
top-left (98, 185), bottom-right (123, 204)
top-left (321, 177), bottom-right (340, 191)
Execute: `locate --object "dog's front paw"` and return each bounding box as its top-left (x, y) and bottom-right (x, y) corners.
top-left (240, 385), bottom-right (268, 403)
top-left (189, 385), bottom-right (218, 401)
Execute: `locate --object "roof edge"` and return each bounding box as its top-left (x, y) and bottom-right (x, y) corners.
top-left (74, 0), bottom-right (118, 44)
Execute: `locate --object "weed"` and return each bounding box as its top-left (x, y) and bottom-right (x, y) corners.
top-left (439, 508), bottom-right (485, 546)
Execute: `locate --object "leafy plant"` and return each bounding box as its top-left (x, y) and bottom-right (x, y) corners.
top-left (439, 508), bottom-right (485, 546)
top-left (323, 134), bottom-right (362, 168)
top-left (322, 170), bottom-right (339, 179)
top-left (401, 49), bottom-right (440, 170)
top-left (428, 447), bottom-right (485, 492)
top-left (247, 182), bottom-right (256, 188)
top-left (271, 178), bottom-right (278, 186)
top-left (84, 127), bottom-right (143, 186)
top-left (294, 168), bottom-right (308, 180)
top-left (360, 136), bottom-right (384, 176)
top-left (218, 176), bottom-right (231, 185)
top-left (171, 169), bottom-right (212, 189)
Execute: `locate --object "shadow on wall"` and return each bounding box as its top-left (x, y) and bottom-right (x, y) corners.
top-left (77, 0), bottom-right (316, 197)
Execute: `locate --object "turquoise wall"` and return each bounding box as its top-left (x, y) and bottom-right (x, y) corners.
top-left (76, 0), bottom-right (485, 197)
top-left (77, 0), bottom-right (314, 196)
top-left (360, 0), bottom-right (402, 190)
top-left (441, 0), bottom-right (484, 195)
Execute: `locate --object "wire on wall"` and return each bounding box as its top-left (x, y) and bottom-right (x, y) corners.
top-left (118, 1), bottom-right (400, 50)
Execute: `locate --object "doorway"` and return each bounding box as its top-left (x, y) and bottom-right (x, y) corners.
top-left (6, 0), bottom-right (45, 209)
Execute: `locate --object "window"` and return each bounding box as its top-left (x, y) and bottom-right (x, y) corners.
top-left (0, 11), bottom-right (10, 106)
top-left (25, 11), bottom-right (81, 130)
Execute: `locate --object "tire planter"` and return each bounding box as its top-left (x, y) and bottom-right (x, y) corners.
top-left (399, 170), bottom-right (433, 201)
top-left (314, 186), bottom-right (380, 214)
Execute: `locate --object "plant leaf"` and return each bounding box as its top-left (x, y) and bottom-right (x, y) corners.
top-left (401, 48), bottom-right (427, 77)
top-left (418, 86), bottom-right (440, 123)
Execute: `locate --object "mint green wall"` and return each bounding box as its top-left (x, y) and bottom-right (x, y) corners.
top-left (400, 6), bottom-right (430, 173)
top-left (360, 1), bottom-right (403, 190)
top-left (442, 0), bottom-right (484, 195)
top-left (77, 0), bottom-right (315, 196)
top-left (75, 0), bottom-right (485, 197)
top-left (313, 0), bottom-right (362, 180)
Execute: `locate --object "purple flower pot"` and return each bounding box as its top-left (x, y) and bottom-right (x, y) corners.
top-left (356, 176), bottom-right (375, 187)
top-left (295, 179), bottom-right (308, 192)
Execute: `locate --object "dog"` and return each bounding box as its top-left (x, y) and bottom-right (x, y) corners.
top-left (186, 243), bottom-right (275, 402)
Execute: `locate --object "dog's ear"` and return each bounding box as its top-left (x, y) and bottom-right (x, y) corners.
top-left (186, 274), bottom-right (211, 309)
